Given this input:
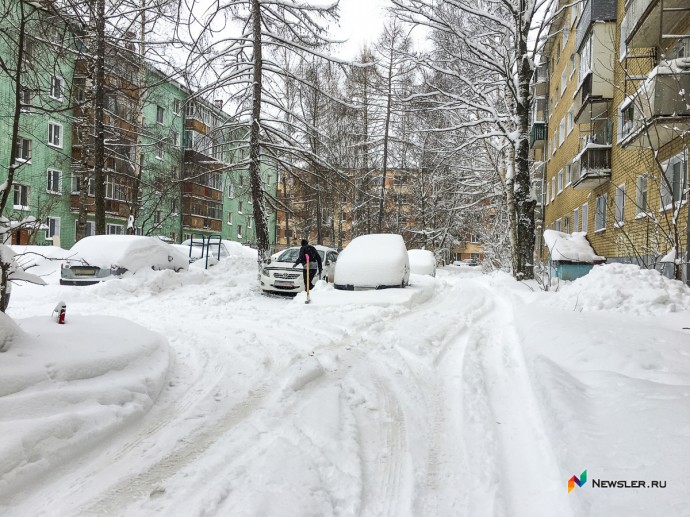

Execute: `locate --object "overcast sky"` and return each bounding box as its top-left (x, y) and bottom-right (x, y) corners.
top-left (333, 0), bottom-right (392, 58)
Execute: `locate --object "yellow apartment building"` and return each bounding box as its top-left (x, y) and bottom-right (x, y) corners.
top-left (533, 0), bottom-right (689, 282)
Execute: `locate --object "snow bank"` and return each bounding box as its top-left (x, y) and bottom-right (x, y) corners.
top-left (543, 230), bottom-right (604, 263)
top-left (552, 263), bottom-right (690, 314)
top-left (0, 315), bottom-right (170, 497)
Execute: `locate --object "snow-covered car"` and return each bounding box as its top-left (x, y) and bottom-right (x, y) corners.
top-left (408, 249), bottom-right (436, 277)
top-left (261, 245), bottom-right (338, 294)
top-left (334, 234), bottom-right (410, 290)
top-left (60, 235), bottom-right (189, 286)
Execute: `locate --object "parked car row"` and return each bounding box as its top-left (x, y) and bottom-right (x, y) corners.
top-left (55, 233), bottom-right (439, 293)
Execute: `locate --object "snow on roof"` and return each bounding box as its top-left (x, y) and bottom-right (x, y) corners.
top-left (552, 263), bottom-right (690, 314)
top-left (543, 230), bottom-right (605, 263)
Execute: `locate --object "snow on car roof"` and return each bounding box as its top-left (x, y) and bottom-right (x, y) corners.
top-left (69, 235), bottom-right (189, 272)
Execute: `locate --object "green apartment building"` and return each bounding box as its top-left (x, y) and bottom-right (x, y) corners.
top-left (0, 1), bottom-right (277, 249)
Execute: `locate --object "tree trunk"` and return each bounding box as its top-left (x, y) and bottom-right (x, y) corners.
top-left (128, 2), bottom-right (146, 234)
top-left (0, 1), bottom-right (27, 216)
top-left (249, 0), bottom-right (270, 267)
top-left (513, 34), bottom-right (535, 280)
top-left (377, 46), bottom-right (394, 232)
top-left (93, 0), bottom-right (106, 234)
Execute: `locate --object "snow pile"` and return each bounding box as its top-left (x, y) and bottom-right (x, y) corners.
top-left (552, 263), bottom-right (690, 314)
top-left (408, 249), bottom-right (436, 276)
top-left (0, 311), bottom-right (25, 352)
top-left (543, 230), bottom-right (604, 263)
top-left (0, 315), bottom-right (170, 498)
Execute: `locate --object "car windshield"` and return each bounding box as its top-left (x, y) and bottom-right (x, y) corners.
top-left (276, 248), bottom-right (325, 263)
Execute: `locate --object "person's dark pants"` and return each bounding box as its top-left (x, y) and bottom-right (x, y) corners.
top-left (302, 267), bottom-right (319, 290)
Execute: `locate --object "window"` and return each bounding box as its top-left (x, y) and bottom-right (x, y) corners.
top-left (470, 234), bottom-right (480, 243)
top-left (582, 203), bottom-right (589, 233)
top-left (569, 54), bottom-right (575, 77)
top-left (75, 220), bottom-right (95, 237)
top-left (171, 198), bottom-right (178, 214)
top-left (13, 184), bottom-right (29, 209)
top-left (595, 193), bottom-right (607, 231)
top-left (172, 131), bottom-right (179, 147)
top-left (239, 175), bottom-right (244, 186)
top-left (559, 119), bottom-right (566, 146)
top-left (557, 169), bottom-right (563, 193)
top-left (227, 212), bottom-right (233, 225)
top-left (228, 184), bottom-right (235, 198)
top-left (578, 35), bottom-right (592, 84)
top-left (20, 87), bottom-right (32, 112)
top-left (567, 109), bottom-right (574, 134)
top-left (566, 163), bottom-right (572, 186)
top-left (47, 169), bottom-right (62, 194)
top-left (72, 175), bottom-right (96, 196)
top-left (564, 217), bottom-right (570, 234)
top-left (556, 218), bottom-right (562, 231)
top-left (660, 154), bottom-right (688, 208)
top-left (615, 184), bottom-right (625, 225)
top-left (16, 137), bottom-right (31, 161)
top-left (106, 224), bottom-right (124, 235)
top-left (560, 69), bottom-right (567, 95)
top-left (636, 175), bottom-right (648, 215)
top-left (156, 105), bottom-right (164, 124)
top-left (74, 77), bottom-right (86, 102)
top-left (156, 142), bottom-right (163, 159)
top-left (173, 98), bottom-right (181, 115)
top-left (48, 122), bottom-right (63, 148)
top-left (45, 217), bottom-right (60, 240)
top-left (50, 76), bottom-right (64, 100)
top-left (551, 177), bottom-right (556, 201)
top-left (238, 201), bottom-right (243, 213)
top-left (154, 211), bottom-right (162, 224)
top-left (620, 102), bottom-right (635, 140)
top-left (247, 216), bottom-right (252, 229)
top-left (573, 207), bottom-right (579, 232)
top-left (237, 224), bottom-right (242, 239)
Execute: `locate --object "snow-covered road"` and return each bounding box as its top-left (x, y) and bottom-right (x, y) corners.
top-left (2, 255), bottom-right (690, 516)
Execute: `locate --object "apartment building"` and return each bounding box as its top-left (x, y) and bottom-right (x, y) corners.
top-left (0, 1), bottom-right (277, 249)
top-left (532, 0), bottom-right (689, 281)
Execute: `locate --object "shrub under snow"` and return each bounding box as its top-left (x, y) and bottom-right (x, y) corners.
top-left (553, 263), bottom-right (690, 314)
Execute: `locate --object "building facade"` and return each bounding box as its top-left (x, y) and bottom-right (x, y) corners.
top-left (532, 0), bottom-right (689, 282)
top-left (0, 2), bottom-right (277, 249)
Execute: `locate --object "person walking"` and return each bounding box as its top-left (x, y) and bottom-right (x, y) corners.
top-left (293, 239), bottom-right (322, 291)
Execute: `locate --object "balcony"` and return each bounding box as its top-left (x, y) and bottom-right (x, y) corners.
top-left (572, 144), bottom-right (612, 190)
top-left (622, 0), bottom-right (689, 50)
top-left (530, 122), bottom-right (547, 149)
top-left (619, 65), bottom-right (690, 148)
top-left (531, 64), bottom-right (549, 98)
top-left (574, 70), bottom-right (613, 124)
top-left (576, 0), bottom-right (617, 50)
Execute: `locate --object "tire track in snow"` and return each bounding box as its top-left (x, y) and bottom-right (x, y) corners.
top-left (460, 283), bottom-right (574, 517)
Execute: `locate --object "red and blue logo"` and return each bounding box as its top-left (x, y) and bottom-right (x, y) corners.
top-left (568, 470), bottom-right (587, 493)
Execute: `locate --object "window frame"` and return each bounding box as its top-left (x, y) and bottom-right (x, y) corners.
top-left (582, 202), bottom-right (589, 233)
top-left (48, 122), bottom-right (63, 148)
top-left (635, 174), bottom-right (648, 216)
top-left (45, 216), bottom-right (61, 240)
top-left (47, 168), bottom-right (62, 194)
top-left (595, 193), bottom-right (607, 232)
top-left (615, 183), bottom-right (626, 226)
top-left (49, 75), bottom-right (64, 101)
top-left (13, 184), bottom-right (30, 209)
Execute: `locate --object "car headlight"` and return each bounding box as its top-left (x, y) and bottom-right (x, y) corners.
top-left (262, 268), bottom-right (269, 276)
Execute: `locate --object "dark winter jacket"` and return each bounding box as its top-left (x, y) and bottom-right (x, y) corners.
top-left (294, 244), bottom-right (322, 271)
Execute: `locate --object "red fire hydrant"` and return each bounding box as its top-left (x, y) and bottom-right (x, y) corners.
top-left (54, 301), bottom-right (66, 324)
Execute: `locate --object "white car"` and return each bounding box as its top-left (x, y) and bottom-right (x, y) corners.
top-left (334, 234), bottom-right (410, 290)
top-left (261, 245), bottom-right (338, 294)
top-left (60, 235), bottom-right (189, 286)
top-left (408, 249), bottom-right (436, 277)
